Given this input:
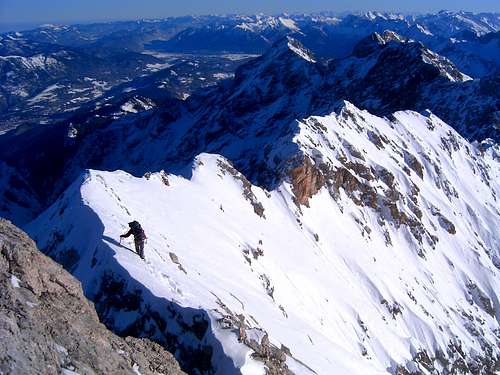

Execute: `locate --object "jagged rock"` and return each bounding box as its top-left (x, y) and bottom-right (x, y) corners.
top-left (218, 158), bottom-right (266, 218)
top-left (290, 157), bottom-right (325, 206)
top-left (247, 332), bottom-right (291, 375)
top-left (404, 151), bottom-right (424, 179)
top-left (430, 206), bottom-right (457, 234)
top-left (395, 338), bottom-right (500, 375)
top-left (0, 219), bottom-right (185, 375)
top-left (169, 252), bottom-right (187, 274)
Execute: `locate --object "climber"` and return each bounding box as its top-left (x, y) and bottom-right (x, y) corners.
top-left (120, 220), bottom-right (147, 259)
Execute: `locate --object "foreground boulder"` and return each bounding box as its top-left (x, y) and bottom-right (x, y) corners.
top-left (0, 218), bottom-right (185, 375)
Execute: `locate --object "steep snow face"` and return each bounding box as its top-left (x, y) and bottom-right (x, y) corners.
top-left (28, 104), bottom-right (499, 374)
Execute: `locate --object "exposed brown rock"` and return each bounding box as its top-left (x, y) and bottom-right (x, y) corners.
top-left (343, 141), bottom-right (366, 160)
top-left (377, 167), bottom-right (395, 187)
top-left (430, 207), bottom-right (456, 235)
top-left (329, 166), bottom-right (378, 208)
top-left (248, 333), bottom-right (291, 375)
top-left (332, 167), bottom-right (361, 195)
top-left (343, 161), bottom-right (375, 181)
top-left (216, 309), bottom-right (290, 375)
top-left (161, 171), bottom-right (170, 186)
top-left (290, 157), bottom-right (325, 207)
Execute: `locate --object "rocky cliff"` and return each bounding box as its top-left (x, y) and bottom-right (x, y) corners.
top-left (0, 218), bottom-right (185, 375)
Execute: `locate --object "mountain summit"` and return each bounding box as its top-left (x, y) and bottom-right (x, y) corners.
top-left (27, 101), bottom-right (499, 374)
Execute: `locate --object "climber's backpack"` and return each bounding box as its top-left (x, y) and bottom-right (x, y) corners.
top-left (129, 221), bottom-right (147, 240)
top-left (129, 220), bottom-right (141, 231)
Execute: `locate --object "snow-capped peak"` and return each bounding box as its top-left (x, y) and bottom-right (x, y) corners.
top-left (3, 13), bottom-right (500, 374)
top-left (420, 47), bottom-right (473, 82)
top-left (373, 30), bottom-right (410, 45)
top-left (351, 30), bottom-right (472, 82)
top-left (351, 30), bottom-right (409, 57)
top-left (278, 17), bottom-right (301, 33)
top-left (261, 36), bottom-right (317, 64)
top-left (285, 37), bottom-right (316, 63)
top-left (233, 15), bottom-right (302, 34)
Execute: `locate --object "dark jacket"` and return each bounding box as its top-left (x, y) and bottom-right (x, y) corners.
top-left (122, 226), bottom-right (146, 242)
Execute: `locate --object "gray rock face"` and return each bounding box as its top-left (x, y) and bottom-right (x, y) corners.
top-left (0, 218), bottom-right (185, 375)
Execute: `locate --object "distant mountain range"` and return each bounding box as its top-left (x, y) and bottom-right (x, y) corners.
top-left (1, 11), bottom-right (499, 375)
top-left (1, 11), bottom-right (499, 133)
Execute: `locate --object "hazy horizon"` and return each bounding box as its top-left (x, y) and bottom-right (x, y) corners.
top-left (1, 0), bottom-right (499, 33)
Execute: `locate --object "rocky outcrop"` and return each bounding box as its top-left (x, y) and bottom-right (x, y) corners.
top-left (248, 334), bottom-right (291, 375)
top-left (290, 157), bottom-right (325, 206)
top-left (215, 302), bottom-right (291, 375)
top-left (0, 218), bottom-right (185, 375)
top-left (218, 158), bottom-right (266, 218)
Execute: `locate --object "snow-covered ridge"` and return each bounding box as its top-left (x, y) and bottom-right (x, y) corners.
top-left (373, 30), bottom-right (411, 45)
top-left (420, 48), bottom-right (472, 82)
top-left (235, 16), bottom-right (302, 34)
top-left (255, 36), bottom-right (316, 64)
top-left (352, 30), bottom-right (471, 83)
top-left (286, 37), bottom-right (316, 63)
top-left (28, 103), bottom-right (499, 374)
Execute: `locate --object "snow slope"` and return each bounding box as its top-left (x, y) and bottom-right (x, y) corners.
top-left (28, 103), bottom-right (500, 374)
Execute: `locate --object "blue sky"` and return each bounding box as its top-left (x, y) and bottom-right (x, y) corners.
top-left (1, 0), bottom-right (499, 27)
